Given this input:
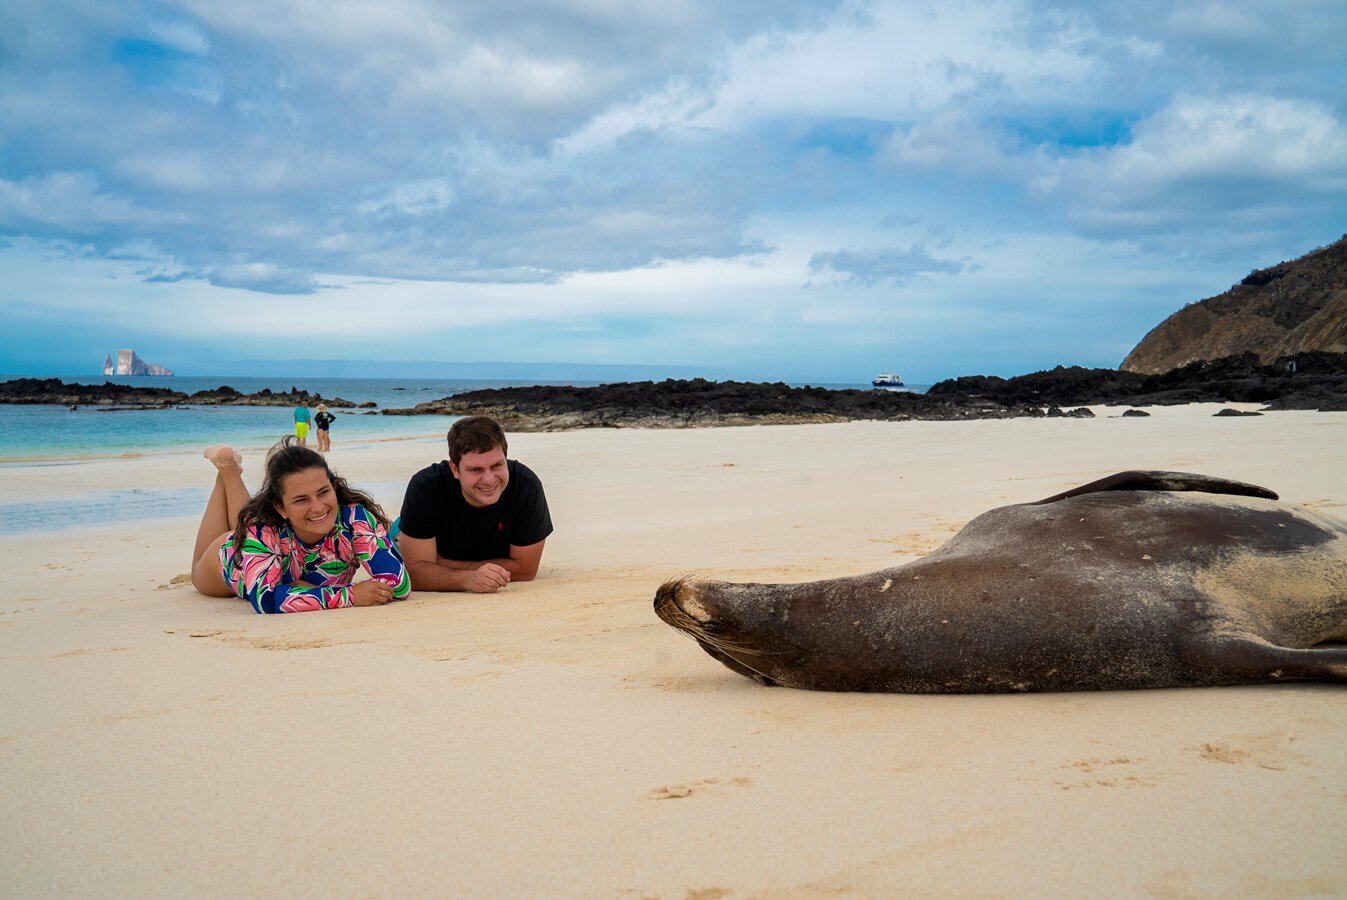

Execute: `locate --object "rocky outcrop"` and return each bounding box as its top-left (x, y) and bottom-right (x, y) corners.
top-left (0, 379), bottom-right (364, 408)
top-left (382, 378), bottom-right (1045, 430)
top-left (0, 378), bottom-right (185, 406)
top-left (930, 352), bottom-right (1347, 409)
top-left (1123, 236), bottom-right (1347, 373)
top-left (381, 355), bottom-right (1347, 430)
top-left (185, 386), bottom-right (360, 408)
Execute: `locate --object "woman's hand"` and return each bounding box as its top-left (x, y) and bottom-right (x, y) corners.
top-left (350, 580), bottom-right (395, 606)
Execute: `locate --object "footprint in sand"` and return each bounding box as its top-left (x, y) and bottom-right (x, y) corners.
top-left (155, 573), bottom-right (194, 591)
top-left (95, 708), bottom-right (170, 724)
top-left (1189, 731), bottom-right (1302, 771)
top-left (51, 647), bottom-right (131, 658)
top-left (646, 777), bottom-right (751, 801)
top-left (229, 635), bottom-right (337, 651)
top-left (622, 672), bottom-right (725, 694)
top-left (1054, 756), bottom-right (1160, 790)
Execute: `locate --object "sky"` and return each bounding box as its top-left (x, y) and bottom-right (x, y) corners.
top-left (2, 0), bottom-right (1345, 383)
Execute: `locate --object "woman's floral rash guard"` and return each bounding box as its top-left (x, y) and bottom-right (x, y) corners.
top-left (220, 504), bottom-right (410, 613)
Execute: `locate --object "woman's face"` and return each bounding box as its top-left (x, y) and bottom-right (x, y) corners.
top-left (274, 466), bottom-right (338, 543)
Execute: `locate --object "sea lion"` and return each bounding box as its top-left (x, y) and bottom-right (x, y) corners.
top-left (654, 471), bottom-right (1347, 693)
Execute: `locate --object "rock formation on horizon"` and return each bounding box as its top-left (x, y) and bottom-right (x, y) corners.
top-left (105, 349), bottom-right (173, 376)
top-left (1122, 235), bottom-right (1347, 374)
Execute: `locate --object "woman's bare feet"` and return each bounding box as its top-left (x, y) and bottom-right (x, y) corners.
top-left (203, 445), bottom-right (243, 471)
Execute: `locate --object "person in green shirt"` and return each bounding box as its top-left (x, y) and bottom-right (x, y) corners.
top-left (293, 404), bottom-right (310, 446)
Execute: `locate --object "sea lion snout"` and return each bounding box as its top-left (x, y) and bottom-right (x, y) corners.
top-left (654, 579), bottom-right (785, 686)
top-left (654, 578), bottom-right (717, 630)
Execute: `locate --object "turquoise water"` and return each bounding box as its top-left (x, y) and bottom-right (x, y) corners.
top-left (0, 374), bottom-right (918, 463)
top-left (0, 375), bottom-right (587, 461)
top-left (0, 373), bottom-right (922, 529)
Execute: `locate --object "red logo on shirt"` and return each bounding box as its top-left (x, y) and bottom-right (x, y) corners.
top-left (497, 521), bottom-right (504, 531)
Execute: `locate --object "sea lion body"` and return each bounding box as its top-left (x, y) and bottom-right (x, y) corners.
top-left (655, 471), bottom-right (1347, 693)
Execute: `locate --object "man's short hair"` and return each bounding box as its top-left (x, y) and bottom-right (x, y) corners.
top-left (447, 416), bottom-right (508, 464)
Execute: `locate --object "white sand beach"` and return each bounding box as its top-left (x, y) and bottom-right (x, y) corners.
top-left (1, 408), bottom-right (1345, 897)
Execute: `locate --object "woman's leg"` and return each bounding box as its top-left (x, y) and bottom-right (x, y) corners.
top-left (192, 446), bottom-right (248, 597)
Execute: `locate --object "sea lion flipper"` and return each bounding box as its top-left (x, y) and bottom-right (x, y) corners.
top-left (1190, 636), bottom-right (1347, 684)
top-left (1034, 470), bottom-right (1278, 504)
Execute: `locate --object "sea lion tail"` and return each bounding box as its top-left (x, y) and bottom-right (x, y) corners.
top-left (1034, 470), bottom-right (1279, 504)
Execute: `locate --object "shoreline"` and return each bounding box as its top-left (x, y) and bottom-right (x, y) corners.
top-left (0, 403), bottom-right (1331, 529)
top-left (0, 423), bottom-right (455, 467)
top-left (0, 398), bottom-right (1278, 466)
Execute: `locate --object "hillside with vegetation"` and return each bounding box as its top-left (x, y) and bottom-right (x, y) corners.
top-left (1123, 236), bottom-right (1347, 374)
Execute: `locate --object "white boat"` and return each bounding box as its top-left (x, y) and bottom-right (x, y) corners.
top-left (871, 372), bottom-right (905, 387)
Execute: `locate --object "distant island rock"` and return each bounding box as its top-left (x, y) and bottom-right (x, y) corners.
top-left (379, 353), bottom-right (1347, 430)
top-left (0, 379), bottom-right (369, 409)
top-left (1123, 235), bottom-right (1347, 374)
top-left (103, 349), bottom-right (174, 377)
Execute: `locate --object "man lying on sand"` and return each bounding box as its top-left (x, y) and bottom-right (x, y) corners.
top-left (397, 416), bottom-right (553, 593)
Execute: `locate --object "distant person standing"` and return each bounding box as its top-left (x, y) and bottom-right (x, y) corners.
top-left (314, 403), bottom-right (335, 453)
top-left (293, 403), bottom-right (310, 446)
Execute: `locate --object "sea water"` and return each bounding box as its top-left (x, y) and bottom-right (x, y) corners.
top-left (0, 373), bottom-right (916, 528)
top-left (0, 374), bottom-right (910, 461)
top-left (0, 375), bottom-right (586, 461)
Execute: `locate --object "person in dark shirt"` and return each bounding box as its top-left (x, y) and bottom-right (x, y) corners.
top-left (313, 403), bottom-right (335, 453)
top-left (398, 416), bottom-right (553, 593)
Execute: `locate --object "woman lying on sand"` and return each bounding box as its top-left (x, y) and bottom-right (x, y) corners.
top-left (192, 438), bottom-right (410, 613)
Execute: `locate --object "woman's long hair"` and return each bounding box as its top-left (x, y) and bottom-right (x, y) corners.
top-left (230, 437), bottom-right (390, 549)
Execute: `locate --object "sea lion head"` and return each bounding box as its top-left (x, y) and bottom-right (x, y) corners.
top-left (654, 577), bottom-right (811, 687)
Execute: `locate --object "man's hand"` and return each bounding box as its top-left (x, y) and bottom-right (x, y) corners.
top-left (349, 580), bottom-right (395, 606)
top-left (463, 563), bottom-right (511, 593)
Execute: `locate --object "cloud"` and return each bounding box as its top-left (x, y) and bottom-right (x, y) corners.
top-left (355, 179), bottom-right (457, 218)
top-left (141, 263), bottom-right (320, 294)
top-left (2, 0), bottom-right (1347, 379)
top-left (144, 19), bottom-right (210, 56)
top-left (878, 110), bottom-right (1031, 173)
top-left (0, 172), bottom-right (190, 233)
top-left (807, 245), bottom-right (977, 287)
top-left (1035, 94), bottom-right (1347, 231)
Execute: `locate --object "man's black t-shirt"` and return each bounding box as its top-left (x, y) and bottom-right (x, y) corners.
top-left (399, 460), bottom-right (552, 561)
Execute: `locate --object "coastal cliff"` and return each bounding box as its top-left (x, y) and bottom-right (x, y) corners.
top-left (1122, 236), bottom-right (1347, 374)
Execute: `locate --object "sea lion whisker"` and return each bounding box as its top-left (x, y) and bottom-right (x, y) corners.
top-left (669, 622), bottom-right (764, 654)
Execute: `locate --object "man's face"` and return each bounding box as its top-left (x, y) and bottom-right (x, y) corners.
top-left (450, 445), bottom-right (509, 508)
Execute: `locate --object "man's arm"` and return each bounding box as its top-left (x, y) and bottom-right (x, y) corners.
top-left (397, 534), bottom-right (511, 593)
top-left (436, 540), bottom-right (545, 582)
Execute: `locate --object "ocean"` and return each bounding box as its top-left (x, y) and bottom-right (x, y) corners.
top-left (0, 373), bottom-right (916, 462)
top-left (0, 373), bottom-right (922, 529)
top-left (0, 374), bottom-right (577, 462)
